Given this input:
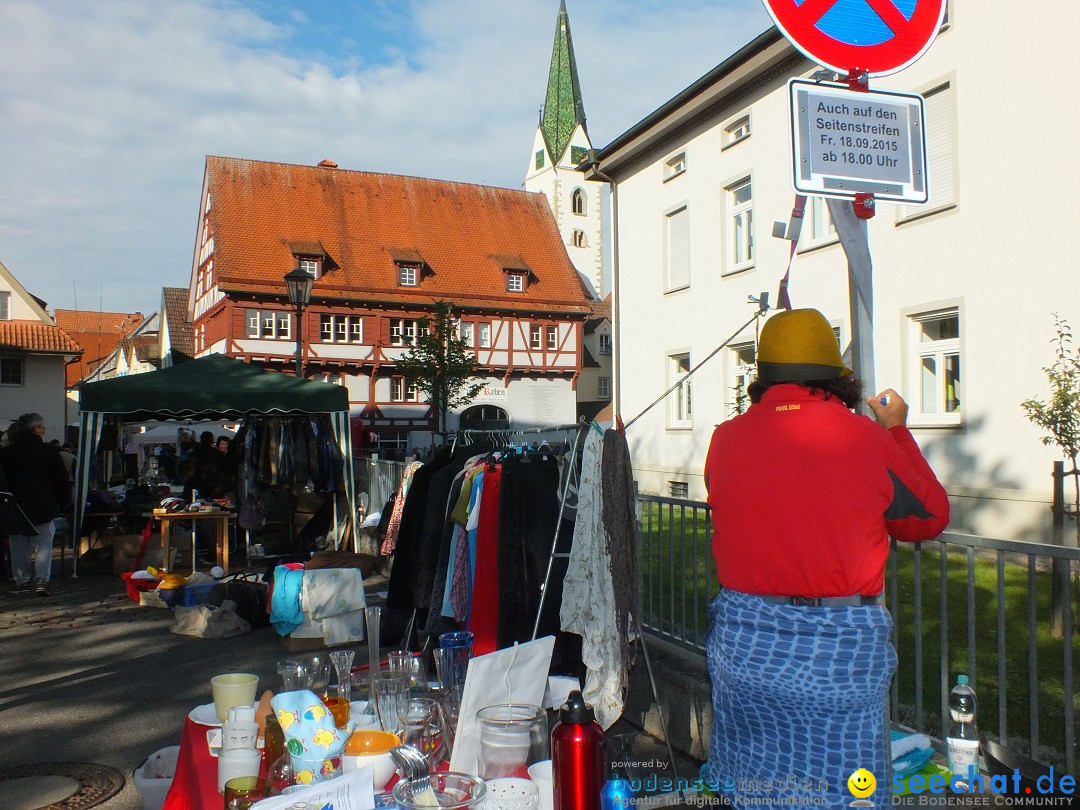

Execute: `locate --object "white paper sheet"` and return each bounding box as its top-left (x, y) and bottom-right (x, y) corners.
top-left (449, 636), bottom-right (556, 776)
top-left (250, 763), bottom-right (375, 810)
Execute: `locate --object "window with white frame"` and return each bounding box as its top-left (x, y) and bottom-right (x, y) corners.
top-left (297, 257), bottom-right (321, 279)
top-left (729, 341), bottom-right (756, 416)
top-left (0, 357), bottom-right (23, 385)
top-left (597, 376), bottom-right (611, 400)
top-left (320, 314), bottom-right (362, 343)
top-left (0, 291), bottom-right (9, 320)
top-left (390, 318), bottom-right (425, 347)
top-left (598, 333), bottom-right (612, 355)
top-left (478, 322), bottom-right (492, 348)
top-left (507, 273), bottom-right (525, 293)
top-left (390, 376), bottom-right (419, 402)
top-left (668, 480), bottom-right (689, 498)
top-left (902, 81), bottom-right (956, 220)
top-left (723, 114), bottom-right (751, 148)
top-left (668, 352), bottom-right (692, 428)
top-left (907, 307), bottom-right (962, 426)
top-left (572, 188), bottom-right (586, 215)
top-left (804, 196), bottom-right (837, 246)
top-left (664, 152), bottom-right (686, 181)
top-left (530, 325), bottom-right (542, 350)
top-left (456, 321), bottom-right (474, 345)
top-left (245, 309), bottom-right (290, 339)
top-left (665, 205), bottom-right (690, 292)
top-left (726, 178), bottom-right (754, 273)
top-left (572, 230), bottom-right (586, 248)
top-left (546, 325), bottom-right (558, 350)
top-left (398, 265), bottom-right (418, 287)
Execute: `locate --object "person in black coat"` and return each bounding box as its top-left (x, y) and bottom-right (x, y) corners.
top-left (0, 413), bottom-right (70, 596)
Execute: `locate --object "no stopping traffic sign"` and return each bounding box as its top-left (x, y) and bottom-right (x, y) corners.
top-left (762, 0), bottom-right (946, 77)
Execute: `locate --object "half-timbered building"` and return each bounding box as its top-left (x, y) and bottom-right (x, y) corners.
top-left (187, 156), bottom-right (592, 453)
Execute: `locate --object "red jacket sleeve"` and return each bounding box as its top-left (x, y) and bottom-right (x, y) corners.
top-left (882, 425), bottom-right (950, 541)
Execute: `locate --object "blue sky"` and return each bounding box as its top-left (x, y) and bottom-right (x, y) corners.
top-left (0, 0), bottom-right (769, 316)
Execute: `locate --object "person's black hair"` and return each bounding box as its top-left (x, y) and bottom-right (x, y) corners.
top-left (747, 376), bottom-right (864, 409)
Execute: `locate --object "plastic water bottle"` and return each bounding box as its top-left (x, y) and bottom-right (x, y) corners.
top-left (946, 674), bottom-right (980, 779)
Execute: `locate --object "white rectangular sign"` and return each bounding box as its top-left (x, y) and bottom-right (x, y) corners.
top-left (789, 79), bottom-right (928, 204)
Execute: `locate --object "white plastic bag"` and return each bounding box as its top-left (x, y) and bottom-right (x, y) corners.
top-left (170, 600), bottom-right (251, 639)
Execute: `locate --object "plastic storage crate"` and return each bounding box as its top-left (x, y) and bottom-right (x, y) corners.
top-left (179, 583), bottom-right (216, 607)
top-left (160, 582), bottom-right (216, 608)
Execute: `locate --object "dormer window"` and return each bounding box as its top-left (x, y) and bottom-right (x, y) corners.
top-left (297, 257), bottom-right (321, 279)
top-left (507, 273), bottom-right (525, 293)
top-left (399, 265), bottom-right (419, 287)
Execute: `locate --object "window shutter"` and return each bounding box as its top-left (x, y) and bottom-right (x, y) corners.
top-left (666, 207), bottom-right (690, 290)
top-left (912, 84), bottom-right (955, 215)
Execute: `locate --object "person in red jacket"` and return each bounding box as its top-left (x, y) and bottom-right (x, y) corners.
top-left (701, 308), bottom-right (949, 809)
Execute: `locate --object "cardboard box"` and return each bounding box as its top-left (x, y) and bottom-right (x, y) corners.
top-left (112, 533), bottom-right (162, 574)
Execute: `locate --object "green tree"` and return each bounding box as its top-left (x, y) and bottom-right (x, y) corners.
top-left (396, 301), bottom-right (485, 437)
top-left (1021, 313), bottom-right (1080, 526)
top-left (1021, 313), bottom-right (1080, 638)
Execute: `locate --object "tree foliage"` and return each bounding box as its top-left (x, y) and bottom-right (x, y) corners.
top-left (1021, 314), bottom-right (1080, 463)
top-left (1021, 314), bottom-right (1080, 531)
top-left (396, 300), bottom-right (485, 436)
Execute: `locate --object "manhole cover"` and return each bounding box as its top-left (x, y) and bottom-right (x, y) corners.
top-left (0, 763), bottom-right (124, 810)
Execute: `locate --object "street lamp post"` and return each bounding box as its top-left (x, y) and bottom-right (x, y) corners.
top-left (284, 266), bottom-right (314, 378)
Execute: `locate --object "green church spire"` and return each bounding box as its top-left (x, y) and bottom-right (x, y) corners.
top-left (541, 0), bottom-right (587, 164)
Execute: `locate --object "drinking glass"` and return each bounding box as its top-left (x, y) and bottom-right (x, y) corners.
top-left (302, 654), bottom-right (331, 697)
top-left (476, 704), bottom-right (549, 780)
top-left (388, 650), bottom-right (425, 691)
top-left (277, 660), bottom-right (311, 692)
top-left (224, 776), bottom-right (268, 809)
top-left (372, 674), bottom-right (409, 736)
top-left (438, 631), bottom-right (474, 703)
top-left (397, 696), bottom-right (443, 771)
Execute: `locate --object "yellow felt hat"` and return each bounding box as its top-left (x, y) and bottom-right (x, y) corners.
top-left (756, 308), bottom-right (852, 382)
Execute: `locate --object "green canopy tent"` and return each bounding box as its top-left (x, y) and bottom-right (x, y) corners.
top-left (74, 354), bottom-right (357, 575)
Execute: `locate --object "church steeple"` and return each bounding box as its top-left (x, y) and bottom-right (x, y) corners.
top-left (541, 0), bottom-right (587, 164)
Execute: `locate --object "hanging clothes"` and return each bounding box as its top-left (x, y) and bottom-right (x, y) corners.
top-left (560, 426), bottom-right (623, 729)
top-left (380, 461), bottom-right (422, 556)
top-left (469, 459), bottom-right (503, 656)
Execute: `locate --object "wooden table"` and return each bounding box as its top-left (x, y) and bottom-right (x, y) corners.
top-left (159, 510), bottom-right (236, 574)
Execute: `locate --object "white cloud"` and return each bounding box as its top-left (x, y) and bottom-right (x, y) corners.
top-left (0, 0), bottom-right (767, 314)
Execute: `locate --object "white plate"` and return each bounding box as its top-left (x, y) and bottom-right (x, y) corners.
top-left (188, 703), bottom-right (223, 727)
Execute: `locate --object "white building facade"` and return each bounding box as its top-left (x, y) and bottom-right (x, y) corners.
top-left (590, 7), bottom-right (1080, 541)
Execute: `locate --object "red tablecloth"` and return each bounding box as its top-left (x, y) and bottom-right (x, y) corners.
top-left (163, 716), bottom-right (226, 810)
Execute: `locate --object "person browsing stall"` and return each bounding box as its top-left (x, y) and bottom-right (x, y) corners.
top-left (701, 308), bottom-right (949, 809)
top-left (1, 413), bottom-right (71, 596)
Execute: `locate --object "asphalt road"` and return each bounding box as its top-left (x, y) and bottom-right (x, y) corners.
top-left (0, 559), bottom-right (333, 810)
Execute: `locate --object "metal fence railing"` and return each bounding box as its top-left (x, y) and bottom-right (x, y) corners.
top-left (636, 493), bottom-right (1079, 775)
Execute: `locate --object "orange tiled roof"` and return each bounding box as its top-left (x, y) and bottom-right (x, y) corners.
top-left (0, 320), bottom-right (82, 354)
top-left (204, 156), bottom-right (592, 315)
top-left (54, 310), bottom-right (144, 334)
top-left (54, 310), bottom-right (146, 386)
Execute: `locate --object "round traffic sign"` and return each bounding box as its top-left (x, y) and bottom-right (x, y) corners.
top-left (762, 0), bottom-right (946, 76)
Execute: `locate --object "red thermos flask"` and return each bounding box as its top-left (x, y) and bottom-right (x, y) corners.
top-left (551, 690), bottom-right (604, 810)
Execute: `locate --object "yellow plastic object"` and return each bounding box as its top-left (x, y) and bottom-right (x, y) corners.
top-left (159, 573), bottom-right (190, 590)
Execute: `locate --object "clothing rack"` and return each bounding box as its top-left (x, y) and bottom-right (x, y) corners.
top-left (402, 420), bottom-right (587, 650)
top-left (417, 419), bottom-right (682, 789)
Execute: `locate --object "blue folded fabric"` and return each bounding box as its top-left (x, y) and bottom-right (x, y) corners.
top-left (891, 730), bottom-right (936, 779)
top-left (270, 565), bottom-right (304, 635)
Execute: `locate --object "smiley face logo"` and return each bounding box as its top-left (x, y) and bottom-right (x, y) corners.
top-left (847, 769), bottom-right (876, 798)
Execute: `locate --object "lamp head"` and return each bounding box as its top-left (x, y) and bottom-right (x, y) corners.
top-left (284, 266), bottom-right (314, 306)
